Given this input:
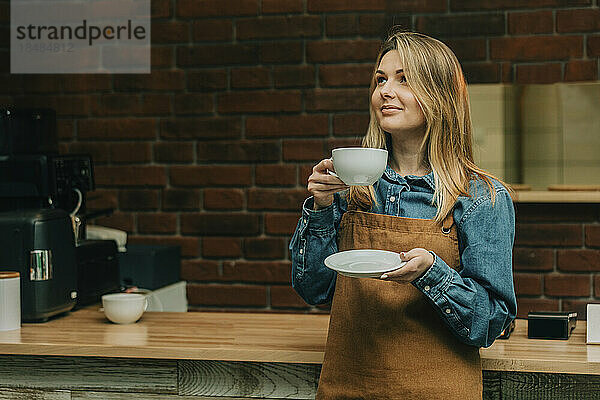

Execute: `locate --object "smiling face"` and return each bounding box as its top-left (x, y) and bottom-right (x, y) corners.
top-left (370, 50), bottom-right (426, 136)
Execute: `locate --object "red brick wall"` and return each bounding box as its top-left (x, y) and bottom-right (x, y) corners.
top-left (1, 0), bottom-right (599, 317)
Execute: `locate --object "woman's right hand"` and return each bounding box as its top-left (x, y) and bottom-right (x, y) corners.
top-left (307, 158), bottom-right (349, 210)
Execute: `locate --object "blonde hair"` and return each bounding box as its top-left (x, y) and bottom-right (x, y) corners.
top-left (348, 30), bottom-right (506, 223)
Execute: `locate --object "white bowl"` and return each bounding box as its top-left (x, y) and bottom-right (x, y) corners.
top-left (102, 293), bottom-right (147, 324)
top-left (331, 147), bottom-right (388, 186)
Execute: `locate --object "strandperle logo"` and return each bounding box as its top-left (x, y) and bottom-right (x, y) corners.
top-left (11, 0), bottom-right (150, 74)
top-left (15, 19), bottom-right (147, 46)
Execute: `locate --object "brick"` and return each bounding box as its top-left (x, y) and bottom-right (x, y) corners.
top-left (160, 118), bottom-right (241, 140)
top-left (247, 188), bottom-right (308, 211)
top-left (501, 62), bottom-right (513, 83)
top-left (508, 11), bottom-right (553, 35)
top-left (192, 19), bottom-right (233, 42)
top-left (154, 142), bottom-right (194, 163)
top-left (305, 88), bottom-right (369, 111)
top-left (387, 0), bottom-right (446, 12)
top-left (162, 189), bottom-right (200, 211)
top-left (140, 94), bottom-right (172, 116)
top-left (273, 65), bottom-right (315, 88)
top-left (545, 274), bottom-right (590, 297)
top-left (588, 35), bottom-right (600, 57)
top-left (66, 142), bottom-right (110, 163)
top-left (319, 64), bottom-right (373, 87)
top-left (515, 203), bottom-right (598, 223)
top-left (177, 44), bottom-right (259, 67)
top-left (333, 113), bottom-right (369, 136)
top-left (515, 224), bottom-right (582, 247)
top-left (151, 0), bottom-right (171, 18)
top-left (128, 235), bottom-right (200, 257)
top-left (118, 189), bottom-right (160, 210)
top-left (246, 115), bottom-right (328, 138)
top-left (327, 137), bottom-right (364, 152)
top-left (557, 9), bottom-right (600, 33)
top-left (78, 119), bottom-right (156, 140)
top-left (237, 16), bottom-right (321, 40)
top-left (450, 0), bottom-right (591, 11)
top-left (57, 120), bottom-right (74, 140)
top-left (299, 164), bottom-right (315, 186)
top-left (197, 141), bottom-right (280, 163)
top-left (515, 298), bottom-right (559, 319)
top-left (174, 94), bottom-right (213, 114)
top-left (187, 284), bottom-right (266, 307)
top-left (187, 69), bottom-right (228, 91)
top-left (562, 300), bottom-right (598, 320)
top-left (271, 285), bottom-right (310, 308)
top-left (265, 213), bottom-right (301, 235)
top-left (231, 67), bottom-right (271, 89)
top-left (86, 189), bottom-right (118, 210)
top-left (557, 249), bottom-right (600, 272)
top-left (359, 14), bottom-right (389, 37)
top-left (491, 36), bottom-right (583, 61)
top-left (137, 213), bottom-right (177, 234)
top-left (262, 0), bottom-right (303, 13)
top-left (217, 90), bottom-right (302, 113)
top-left (180, 260), bottom-right (220, 281)
top-left (308, 0), bottom-right (385, 12)
top-left (586, 225), bottom-right (600, 247)
top-left (260, 41), bottom-right (303, 64)
top-left (516, 64), bottom-right (562, 84)
top-left (417, 14), bottom-right (504, 38)
top-left (256, 165), bottom-right (297, 186)
top-left (20, 76), bottom-right (61, 93)
top-left (307, 40), bottom-right (380, 63)
top-left (14, 96), bottom-right (90, 117)
top-left (223, 261), bottom-right (291, 283)
top-left (203, 237), bottom-right (243, 258)
top-left (110, 142), bottom-right (152, 164)
top-left (204, 188), bottom-right (245, 210)
top-left (244, 237), bottom-right (286, 259)
top-left (283, 139), bottom-right (327, 161)
top-left (152, 21), bottom-right (189, 43)
top-left (170, 166), bottom-right (252, 186)
top-left (445, 38), bottom-right (487, 62)
top-left (151, 47), bottom-right (173, 68)
top-left (176, 0), bottom-right (258, 17)
top-left (95, 212), bottom-right (135, 233)
top-left (114, 71), bottom-right (186, 91)
top-left (181, 213), bottom-right (260, 235)
top-left (514, 273), bottom-right (542, 296)
top-left (565, 60), bottom-right (597, 81)
top-left (91, 94), bottom-right (139, 116)
top-left (326, 15), bottom-right (359, 37)
top-left (513, 248), bottom-right (554, 271)
top-left (61, 75), bottom-right (112, 92)
top-left (95, 166), bottom-right (166, 187)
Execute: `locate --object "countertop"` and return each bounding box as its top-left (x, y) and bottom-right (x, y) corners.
top-left (0, 309), bottom-right (599, 375)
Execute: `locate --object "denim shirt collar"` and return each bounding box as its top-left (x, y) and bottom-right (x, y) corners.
top-left (382, 165), bottom-right (435, 190)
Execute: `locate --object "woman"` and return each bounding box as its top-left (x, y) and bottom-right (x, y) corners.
top-left (289, 30), bottom-right (517, 399)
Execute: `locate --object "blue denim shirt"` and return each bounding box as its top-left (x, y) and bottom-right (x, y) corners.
top-left (289, 166), bottom-right (517, 348)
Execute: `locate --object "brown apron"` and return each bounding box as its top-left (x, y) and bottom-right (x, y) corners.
top-left (316, 210), bottom-right (482, 400)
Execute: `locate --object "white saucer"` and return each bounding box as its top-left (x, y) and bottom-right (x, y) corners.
top-left (324, 249), bottom-right (406, 278)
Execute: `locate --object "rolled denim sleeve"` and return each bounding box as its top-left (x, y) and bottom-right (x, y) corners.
top-left (412, 189), bottom-right (517, 348)
top-left (289, 193), bottom-right (346, 305)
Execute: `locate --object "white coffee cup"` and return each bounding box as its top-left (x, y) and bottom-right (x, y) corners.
top-left (102, 293), bottom-right (147, 324)
top-left (0, 271), bottom-right (20, 331)
top-left (331, 147), bottom-right (388, 186)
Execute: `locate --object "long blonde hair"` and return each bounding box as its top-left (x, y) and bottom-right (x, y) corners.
top-left (348, 30), bottom-right (505, 223)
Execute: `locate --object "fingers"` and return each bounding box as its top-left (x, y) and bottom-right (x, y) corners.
top-left (313, 158), bottom-right (334, 174)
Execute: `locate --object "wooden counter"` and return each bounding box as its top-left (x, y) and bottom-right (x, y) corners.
top-left (1, 309), bottom-right (599, 399)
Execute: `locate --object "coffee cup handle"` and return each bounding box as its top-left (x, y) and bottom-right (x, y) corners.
top-left (327, 169), bottom-right (339, 178)
top-left (143, 298), bottom-right (148, 312)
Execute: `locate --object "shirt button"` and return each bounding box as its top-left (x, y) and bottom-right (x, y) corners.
top-left (390, 196), bottom-right (396, 202)
top-left (445, 308), bottom-right (451, 314)
top-left (299, 248), bottom-right (304, 254)
top-left (303, 218), bottom-right (307, 224)
top-left (424, 285), bottom-right (430, 291)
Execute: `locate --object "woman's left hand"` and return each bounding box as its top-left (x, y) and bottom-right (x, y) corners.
top-left (380, 248), bottom-right (434, 282)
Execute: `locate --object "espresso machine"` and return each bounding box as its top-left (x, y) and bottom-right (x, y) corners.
top-left (0, 108), bottom-right (119, 321)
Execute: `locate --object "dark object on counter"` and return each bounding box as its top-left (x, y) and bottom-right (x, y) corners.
top-left (527, 311), bottom-right (577, 340)
top-left (74, 239), bottom-right (120, 309)
top-left (117, 244), bottom-right (180, 290)
top-left (498, 319), bottom-right (515, 339)
top-left (0, 108), bottom-right (57, 156)
top-left (0, 208), bottom-right (77, 322)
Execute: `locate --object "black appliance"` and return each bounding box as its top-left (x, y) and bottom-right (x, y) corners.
top-left (118, 244), bottom-right (180, 290)
top-left (528, 311), bottom-right (578, 340)
top-left (74, 239), bottom-right (121, 309)
top-left (0, 208), bottom-right (77, 322)
top-left (0, 108), bottom-right (58, 156)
